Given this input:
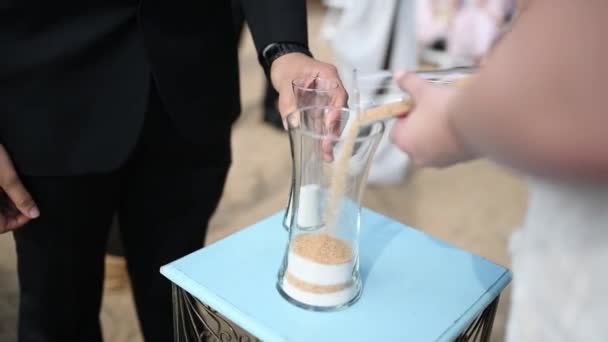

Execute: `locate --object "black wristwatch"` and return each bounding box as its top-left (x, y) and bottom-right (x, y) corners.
top-left (259, 42), bottom-right (313, 79)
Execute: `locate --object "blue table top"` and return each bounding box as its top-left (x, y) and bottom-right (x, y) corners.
top-left (161, 209), bottom-right (511, 342)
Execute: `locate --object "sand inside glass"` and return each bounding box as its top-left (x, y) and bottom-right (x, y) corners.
top-left (286, 233), bottom-right (354, 295)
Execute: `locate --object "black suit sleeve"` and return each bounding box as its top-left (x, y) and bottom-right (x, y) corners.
top-left (239, 0), bottom-right (309, 57)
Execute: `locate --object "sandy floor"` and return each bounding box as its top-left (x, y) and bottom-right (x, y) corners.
top-left (0, 3), bottom-right (527, 342)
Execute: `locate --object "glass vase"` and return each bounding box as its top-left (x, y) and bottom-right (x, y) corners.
top-left (277, 106), bottom-right (384, 311)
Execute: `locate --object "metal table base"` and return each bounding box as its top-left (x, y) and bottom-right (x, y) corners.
top-left (172, 284), bottom-right (500, 342)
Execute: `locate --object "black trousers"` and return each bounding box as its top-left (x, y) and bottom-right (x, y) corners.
top-left (13, 85), bottom-right (231, 342)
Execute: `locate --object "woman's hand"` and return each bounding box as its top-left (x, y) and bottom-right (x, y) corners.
top-left (390, 71), bottom-right (474, 168)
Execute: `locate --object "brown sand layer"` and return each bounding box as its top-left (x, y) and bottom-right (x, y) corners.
top-left (291, 233), bottom-right (353, 264)
top-left (285, 273), bottom-right (353, 294)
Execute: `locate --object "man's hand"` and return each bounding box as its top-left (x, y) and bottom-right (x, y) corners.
top-left (0, 144), bottom-right (39, 234)
top-left (390, 72), bottom-right (474, 168)
top-left (269, 53), bottom-right (348, 122)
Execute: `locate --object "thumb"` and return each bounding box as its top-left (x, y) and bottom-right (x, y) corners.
top-left (0, 145), bottom-right (39, 219)
top-left (3, 179), bottom-right (39, 219)
top-left (394, 70), bottom-right (429, 100)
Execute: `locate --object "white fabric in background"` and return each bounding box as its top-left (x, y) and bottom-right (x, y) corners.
top-left (322, 0), bottom-right (417, 185)
top-left (447, 3), bottom-right (498, 61)
top-left (506, 179), bottom-right (608, 342)
top-left (416, 0), bottom-right (453, 46)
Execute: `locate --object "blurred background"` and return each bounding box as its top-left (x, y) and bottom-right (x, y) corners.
top-left (0, 1), bottom-right (525, 341)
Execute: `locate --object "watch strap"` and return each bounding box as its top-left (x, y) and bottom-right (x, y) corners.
top-left (259, 42), bottom-right (313, 79)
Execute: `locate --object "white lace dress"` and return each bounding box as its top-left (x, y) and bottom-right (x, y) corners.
top-left (506, 178), bottom-right (608, 341)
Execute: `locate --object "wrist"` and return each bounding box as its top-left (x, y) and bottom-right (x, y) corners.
top-left (446, 100), bottom-right (478, 162)
top-left (260, 42), bottom-right (312, 80)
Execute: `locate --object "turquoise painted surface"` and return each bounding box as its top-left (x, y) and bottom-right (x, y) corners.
top-left (161, 209), bottom-right (511, 342)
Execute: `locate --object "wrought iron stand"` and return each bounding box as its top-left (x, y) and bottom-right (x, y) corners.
top-left (173, 284), bottom-right (500, 342)
top-left (454, 297), bottom-right (500, 342)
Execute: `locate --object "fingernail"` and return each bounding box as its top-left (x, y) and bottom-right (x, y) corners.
top-left (28, 207), bottom-right (39, 218)
top-left (394, 70), bottom-right (407, 81)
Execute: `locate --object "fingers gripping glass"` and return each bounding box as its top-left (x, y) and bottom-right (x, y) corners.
top-left (292, 77), bottom-right (340, 108)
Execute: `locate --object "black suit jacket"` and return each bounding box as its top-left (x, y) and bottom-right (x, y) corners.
top-left (0, 0), bottom-right (307, 175)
